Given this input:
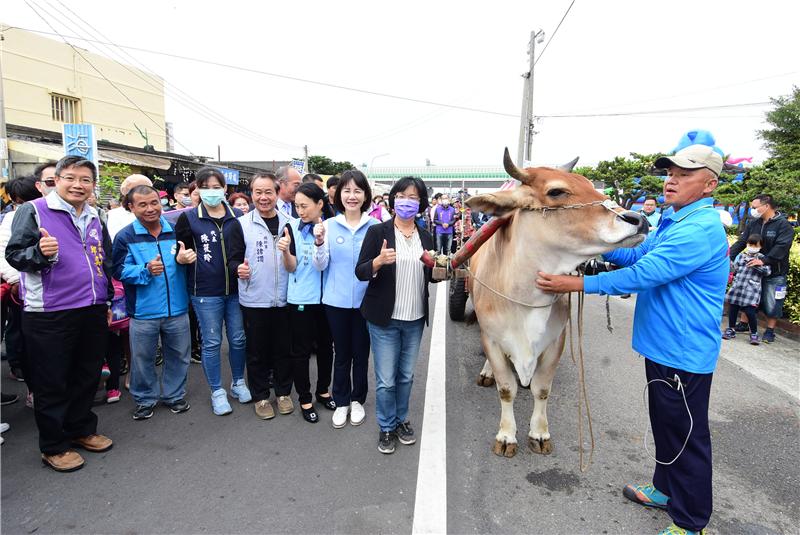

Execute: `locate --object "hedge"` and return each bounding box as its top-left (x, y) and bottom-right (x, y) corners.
top-left (785, 242), bottom-right (800, 325)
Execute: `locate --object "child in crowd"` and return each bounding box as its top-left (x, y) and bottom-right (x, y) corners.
top-left (723, 234), bottom-right (770, 345)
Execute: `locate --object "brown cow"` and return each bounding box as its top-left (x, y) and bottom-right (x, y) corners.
top-left (464, 149), bottom-right (648, 457)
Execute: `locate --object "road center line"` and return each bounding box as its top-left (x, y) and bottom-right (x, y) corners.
top-left (412, 282), bottom-right (448, 535)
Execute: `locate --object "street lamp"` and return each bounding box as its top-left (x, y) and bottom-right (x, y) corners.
top-left (369, 153), bottom-right (390, 169)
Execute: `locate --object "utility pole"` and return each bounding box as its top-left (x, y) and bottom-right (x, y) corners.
top-left (517, 29), bottom-right (544, 167)
top-left (0, 28), bottom-right (10, 181)
top-left (303, 144), bottom-right (308, 173)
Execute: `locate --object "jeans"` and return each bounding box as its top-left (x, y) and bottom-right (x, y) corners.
top-left (368, 318), bottom-right (425, 432)
top-left (760, 274), bottom-right (787, 318)
top-left (191, 295), bottom-right (247, 392)
top-left (325, 306), bottom-right (370, 407)
top-left (129, 314), bottom-right (191, 406)
top-left (436, 232), bottom-right (453, 256)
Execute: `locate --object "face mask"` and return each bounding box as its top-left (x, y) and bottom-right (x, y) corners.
top-left (161, 198), bottom-right (169, 206)
top-left (394, 198), bottom-right (420, 220)
top-left (749, 207), bottom-right (762, 218)
top-left (179, 195), bottom-right (192, 206)
top-left (745, 246), bottom-right (761, 254)
top-left (199, 189), bottom-right (225, 207)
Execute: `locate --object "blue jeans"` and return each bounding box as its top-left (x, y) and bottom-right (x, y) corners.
top-left (129, 314), bottom-right (191, 406)
top-left (368, 318), bottom-right (425, 432)
top-left (191, 295), bottom-right (247, 392)
top-left (760, 274), bottom-right (787, 319)
top-left (436, 232), bottom-right (453, 255)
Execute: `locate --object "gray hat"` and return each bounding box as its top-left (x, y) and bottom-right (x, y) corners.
top-left (655, 144), bottom-right (723, 177)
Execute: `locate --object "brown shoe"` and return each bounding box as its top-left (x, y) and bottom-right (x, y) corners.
top-left (254, 399), bottom-right (275, 420)
top-left (277, 396), bottom-right (294, 415)
top-left (72, 434), bottom-right (113, 453)
top-left (42, 450), bottom-right (85, 472)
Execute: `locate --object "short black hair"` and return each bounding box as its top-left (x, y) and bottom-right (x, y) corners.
top-left (388, 176), bottom-right (429, 213)
top-left (303, 173), bottom-right (322, 184)
top-left (250, 173), bottom-right (280, 192)
top-left (175, 181), bottom-right (192, 193)
top-left (33, 161), bottom-right (58, 181)
top-left (754, 194), bottom-right (774, 208)
top-left (334, 169), bottom-right (372, 213)
top-left (125, 185), bottom-right (160, 208)
top-left (296, 182), bottom-right (326, 204)
top-left (644, 196), bottom-right (658, 203)
top-left (195, 167), bottom-right (226, 188)
top-left (7, 175), bottom-right (42, 203)
top-left (56, 155), bottom-right (97, 181)
top-left (326, 176), bottom-right (340, 189)
top-left (747, 233), bottom-right (763, 245)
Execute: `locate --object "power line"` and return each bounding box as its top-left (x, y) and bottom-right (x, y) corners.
top-left (537, 101), bottom-right (771, 118)
top-left (534, 0), bottom-right (576, 66)
top-left (23, 0), bottom-right (197, 156)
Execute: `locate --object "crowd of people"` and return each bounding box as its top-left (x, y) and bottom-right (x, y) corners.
top-left (0, 156), bottom-right (438, 471)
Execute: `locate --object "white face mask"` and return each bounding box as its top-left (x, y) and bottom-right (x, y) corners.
top-left (749, 206), bottom-right (762, 218)
top-left (745, 246), bottom-right (761, 254)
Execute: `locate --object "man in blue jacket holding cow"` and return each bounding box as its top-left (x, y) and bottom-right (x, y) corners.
top-left (537, 144), bottom-right (729, 535)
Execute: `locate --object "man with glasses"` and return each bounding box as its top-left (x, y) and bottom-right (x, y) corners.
top-left (6, 155), bottom-right (115, 473)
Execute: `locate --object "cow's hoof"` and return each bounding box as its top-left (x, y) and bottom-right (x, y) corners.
top-left (476, 375), bottom-right (495, 387)
top-left (492, 439), bottom-right (517, 458)
top-left (528, 436), bottom-right (553, 455)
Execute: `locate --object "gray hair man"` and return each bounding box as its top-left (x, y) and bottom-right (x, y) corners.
top-left (275, 166), bottom-right (301, 218)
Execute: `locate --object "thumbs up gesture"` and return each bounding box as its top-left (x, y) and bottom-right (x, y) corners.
top-left (277, 227), bottom-right (291, 253)
top-left (148, 254), bottom-right (164, 276)
top-left (313, 218), bottom-right (325, 245)
top-left (376, 238), bottom-right (396, 267)
top-left (176, 240), bottom-right (197, 265)
top-left (238, 258), bottom-right (251, 280)
top-left (38, 228), bottom-right (59, 257)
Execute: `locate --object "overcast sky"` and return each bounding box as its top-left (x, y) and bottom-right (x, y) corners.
top-left (4, 0), bottom-right (799, 168)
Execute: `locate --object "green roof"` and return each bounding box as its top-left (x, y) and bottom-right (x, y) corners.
top-left (367, 167), bottom-right (510, 180)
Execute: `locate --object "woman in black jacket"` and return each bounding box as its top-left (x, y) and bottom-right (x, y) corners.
top-left (355, 176), bottom-right (436, 454)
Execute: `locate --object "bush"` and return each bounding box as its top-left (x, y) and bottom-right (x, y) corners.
top-left (785, 242), bottom-right (800, 325)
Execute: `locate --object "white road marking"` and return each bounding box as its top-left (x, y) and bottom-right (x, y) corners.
top-left (412, 282), bottom-right (448, 535)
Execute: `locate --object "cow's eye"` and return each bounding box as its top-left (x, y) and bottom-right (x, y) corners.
top-left (547, 188), bottom-right (568, 198)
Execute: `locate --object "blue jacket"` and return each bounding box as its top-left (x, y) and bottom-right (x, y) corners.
top-left (583, 198), bottom-right (729, 374)
top-left (112, 216), bottom-right (189, 320)
top-left (287, 218), bottom-right (327, 305)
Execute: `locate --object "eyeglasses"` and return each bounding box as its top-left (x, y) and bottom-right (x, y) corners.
top-left (57, 175), bottom-right (94, 186)
top-left (41, 179), bottom-right (56, 187)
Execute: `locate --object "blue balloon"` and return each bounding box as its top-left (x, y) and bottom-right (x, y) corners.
top-left (672, 129), bottom-right (725, 158)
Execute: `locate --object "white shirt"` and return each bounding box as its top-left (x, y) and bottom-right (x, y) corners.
top-left (106, 206), bottom-right (136, 241)
top-left (391, 228), bottom-right (425, 321)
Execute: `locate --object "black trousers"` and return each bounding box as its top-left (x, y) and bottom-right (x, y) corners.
top-left (240, 305), bottom-right (290, 402)
top-left (105, 330), bottom-right (124, 391)
top-left (288, 303), bottom-right (334, 404)
top-left (189, 303), bottom-right (201, 354)
top-left (325, 305), bottom-right (370, 407)
top-left (646, 359), bottom-right (713, 532)
top-left (728, 304), bottom-right (758, 333)
top-left (5, 298), bottom-right (32, 390)
top-left (22, 305), bottom-right (108, 455)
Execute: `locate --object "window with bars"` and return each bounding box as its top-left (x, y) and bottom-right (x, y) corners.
top-left (51, 94), bottom-right (80, 123)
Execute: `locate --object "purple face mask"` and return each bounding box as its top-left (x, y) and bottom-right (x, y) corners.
top-left (394, 198), bottom-right (420, 219)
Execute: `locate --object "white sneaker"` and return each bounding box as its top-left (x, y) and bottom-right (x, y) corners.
top-left (0, 422), bottom-right (9, 433)
top-left (332, 406), bottom-right (349, 429)
top-left (350, 401), bottom-right (365, 426)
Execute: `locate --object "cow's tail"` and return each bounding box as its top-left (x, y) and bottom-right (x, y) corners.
top-left (465, 310), bottom-right (479, 326)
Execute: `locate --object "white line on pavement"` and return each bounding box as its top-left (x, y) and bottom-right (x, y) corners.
top-left (412, 282), bottom-right (448, 535)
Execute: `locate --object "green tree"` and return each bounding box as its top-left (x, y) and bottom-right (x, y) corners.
top-left (98, 162), bottom-right (132, 202)
top-left (581, 152), bottom-right (667, 209)
top-left (307, 155), bottom-right (355, 175)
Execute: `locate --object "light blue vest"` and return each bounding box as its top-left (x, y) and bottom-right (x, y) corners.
top-left (287, 218), bottom-right (326, 305)
top-left (321, 214), bottom-right (377, 309)
top-left (237, 210), bottom-right (290, 308)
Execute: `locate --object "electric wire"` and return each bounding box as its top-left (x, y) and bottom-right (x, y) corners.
top-left (534, 0), bottom-right (576, 66)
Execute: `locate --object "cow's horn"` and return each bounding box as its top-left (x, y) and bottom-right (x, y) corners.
top-left (558, 157), bottom-right (580, 173)
top-left (503, 147), bottom-right (527, 182)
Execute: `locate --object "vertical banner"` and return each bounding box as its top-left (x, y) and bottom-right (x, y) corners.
top-left (63, 123), bottom-right (99, 173)
top-left (218, 167), bottom-right (240, 186)
top-left (291, 159), bottom-right (305, 174)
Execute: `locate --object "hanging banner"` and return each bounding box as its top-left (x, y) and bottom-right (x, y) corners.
top-left (291, 159), bottom-right (305, 174)
top-left (63, 124), bottom-right (99, 172)
top-left (218, 167), bottom-right (240, 185)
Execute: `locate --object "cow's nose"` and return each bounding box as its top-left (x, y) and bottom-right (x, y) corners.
top-left (618, 210), bottom-right (649, 235)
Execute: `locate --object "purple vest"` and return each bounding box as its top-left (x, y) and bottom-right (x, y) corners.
top-left (20, 197), bottom-right (109, 312)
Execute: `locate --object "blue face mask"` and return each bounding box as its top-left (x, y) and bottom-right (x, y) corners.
top-left (394, 198), bottom-right (420, 220)
top-left (199, 189), bottom-right (225, 207)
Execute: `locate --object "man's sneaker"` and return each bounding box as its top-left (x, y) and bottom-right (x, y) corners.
top-left (190, 350), bottom-right (202, 364)
top-left (733, 321), bottom-right (750, 333)
top-left (332, 406), bottom-right (349, 429)
top-left (395, 421), bottom-right (417, 445)
top-left (106, 389), bottom-right (121, 404)
top-left (1, 422), bottom-right (10, 433)
top-left (721, 328), bottom-right (736, 340)
top-left (277, 396), bottom-right (294, 415)
top-left (254, 399), bottom-right (275, 420)
top-left (167, 398), bottom-right (190, 413)
top-left (230, 379), bottom-right (252, 403)
top-left (378, 431), bottom-right (396, 454)
top-left (211, 389), bottom-right (233, 416)
top-left (101, 364), bottom-right (111, 379)
top-left (350, 401), bottom-right (365, 426)
top-left (155, 345), bottom-right (164, 366)
top-left (1, 393), bottom-right (19, 406)
top-left (132, 404), bottom-right (155, 420)
top-left (658, 523), bottom-right (705, 535)
top-left (9, 367), bottom-right (25, 382)
top-left (749, 333), bottom-right (760, 345)
top-left (762, 329), bottom-right (775, 344)
top-left (622, 483), bottom-right (669, 509)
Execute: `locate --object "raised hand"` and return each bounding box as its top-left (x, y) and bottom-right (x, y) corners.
top-left (238, 258), bottom-right (251, 280)
top-left (377, 239), bottom-right (396, 267)
top-left (313, 218), bottom-right (325, 245)
top-left (176, 240), bottom-right (197, 265)
top-left (38, 227), bottom-right (59, 257)
top-left (277, 227), bottom-right (291, 253)
top-left (148, 254), bottom-right (164, 276)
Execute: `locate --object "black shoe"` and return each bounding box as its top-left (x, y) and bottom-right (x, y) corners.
top-left (132, 404), bottom-right (155, 420)
top-left (733, 321), bottom-right (750, 333)
top-left (167, 399), bottom-right (190, 414)
top-left (120, 358), bottom-right (129, 375)
top-left (378, 431), bottom-right (396, 454)
top-left (1, 393), bottom-right (19, 406)
top-left (395, 421), bottom-right (417, 445)
top-left (301, 405), bottom-right (319, 423)
top-left (9, 367), bottom-right (25, 382)
top-left (155, 346), bottom-right (164, 367)
top-left (762, 329), bottom-right (776, 344)
top-left (190, 349), bottom-right (202, 364)
top-left (316, 394), bottom-right (336, 411)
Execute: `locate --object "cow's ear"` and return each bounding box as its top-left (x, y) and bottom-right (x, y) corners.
top-left (465, 190), bottom-right (522, 217)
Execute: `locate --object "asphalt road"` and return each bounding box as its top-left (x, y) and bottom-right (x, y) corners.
top-left (1, 286), bottom-right (798, 534)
